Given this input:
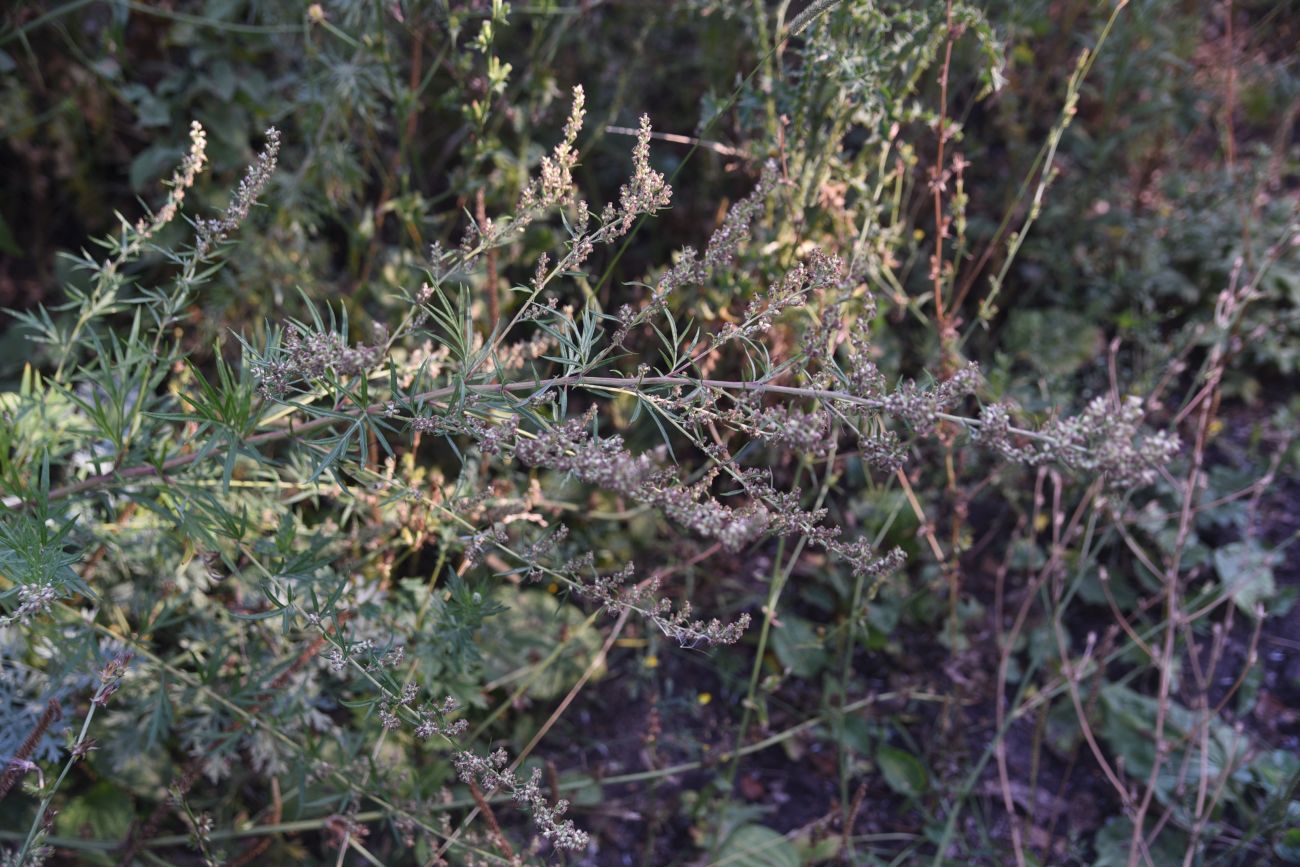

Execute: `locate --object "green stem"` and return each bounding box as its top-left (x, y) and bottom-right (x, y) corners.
top-left (15, 703), bottom-right (100, 864)
top-left (20, 372), bottom-right (1059, 509)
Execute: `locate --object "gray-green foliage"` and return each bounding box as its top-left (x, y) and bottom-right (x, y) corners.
top-left (1, 1), bottom-right (1297, 865)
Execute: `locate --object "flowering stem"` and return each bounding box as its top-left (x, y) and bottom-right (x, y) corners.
top-left (20, 373), bottom-right (1062, 509)
top-left (15, 702), bottom-right (100, 864)
top-left (0, 689), bottom-right (946, 857)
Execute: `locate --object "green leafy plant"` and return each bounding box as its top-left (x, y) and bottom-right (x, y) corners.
top-left (1, 1), bottom-right (1297, 865)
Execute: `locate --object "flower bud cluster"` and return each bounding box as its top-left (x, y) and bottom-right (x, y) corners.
top-left (195, 127), bottom-right (281, 257)
top-left (610, 114), bottom-right (672, 234)
top-left (879, 362), bottom-right (981, 434)
top-left (512, 410), bottom-right (771, 552)
top-left (574, 563), bottom-right (751, 647)
top-left (454, 749), bottom-right (590, 851)
top-left (256, 325), bottom-right (387, 398)
top-left (747, 405), bottom-right (834, 457)
top-left (0, 584), bottom-right (58, 629)
top-left (517, 86), bottom-right (585, 215)
top-left (974, 396), bottom-right (1180, 489)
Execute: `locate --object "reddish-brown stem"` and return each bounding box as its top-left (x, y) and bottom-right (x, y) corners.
top-left (930, 0), bottom-right (957, 347)
top-left (0, 698), bottom-right (62, 803)
top-left (468, 781), bottom-right (517, 863)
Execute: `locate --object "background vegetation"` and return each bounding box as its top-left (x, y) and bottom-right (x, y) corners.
top-left (0, 1), bottom-right (1297, 865)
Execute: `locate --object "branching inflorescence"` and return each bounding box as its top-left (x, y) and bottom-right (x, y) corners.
top-left (0, 76), bottom-right (1186, 863)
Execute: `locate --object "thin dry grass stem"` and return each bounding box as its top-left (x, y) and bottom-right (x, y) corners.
top-left (1025, 694), bottom-right (1052, 849)
top-left (1039, 487), bottom-right (1153, 858)
top-left (929, 0), bottom-right (958, 360)
top-left (1170, 375), bottom-right (1227, 430)
top-left (1144, 672), bottom-right (1251, 865)
top-left (1184, 604), bottom-right (1233, 698)
top-left (893, 467), bottom-right (945, 562)
top-left (1169, 613), bottom-right (1236, 865)
top-left (520, 605), bottom-right (629, 768)
top-left (603, 124), bottom-right (748, 159)
top-left (1098, 567), bottom-right (1157, 660)
top-left (1221, 0), bottom-right (1257, 269)
top-left (1123, 254), bottom-right (1258, 867)
top-left (840, 781), bottom-right (868, 858)
top-left (1210, 610), bottom-right (1264, 718)
top-left (331, 823), bottom-right (351, 867)
top-left (1145, 328), bottom-right (1201, 412)
top-left (1164, 617), bottom-right (1232, 853)
top-left (545, 760), bottom-right (562, 809)
top-left (1183, 719), bottom-right (1249, 865)
top-left (1055, 627), bottom-right (1146, 846)
top-left (1108, 514), bottom-right (1166, 583)
top-left (1130, 467), bottom-right (1276, 525)
top-left (468, 780), bottom-right (519, 864)
top-left (1034, 626), bottom-right (1118, 857)
top-left (996, 470), bottom-right (1101, 863)
top-left (1125, 509), bottom-right (1194, 861)
top-left (647, 542), bottom-right (724, 584)
top-left (358, 22), bottom-right (426, 287)
top-left (941, 449), bottom-right (970, 662)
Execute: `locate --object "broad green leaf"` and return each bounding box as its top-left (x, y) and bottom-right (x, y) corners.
top-left (1092, 816), bottom-right (1188, 867)
top-left (771, 616), bottom-right (828, 679)
top-left (480, 589), bottom-right (601, 700)
top-left (877, 745), bottom-right (927, 797)
top-left (1276, 828), bottom-right (1300, 863)
top-left (1214, 541), bottom-right (1278, 616)
top-left (129, 143), bottom-right (182, 193)
top-left (55, 782), bottom-right (134, 839)
top-left (715, 824), bottom-right (800, 867)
